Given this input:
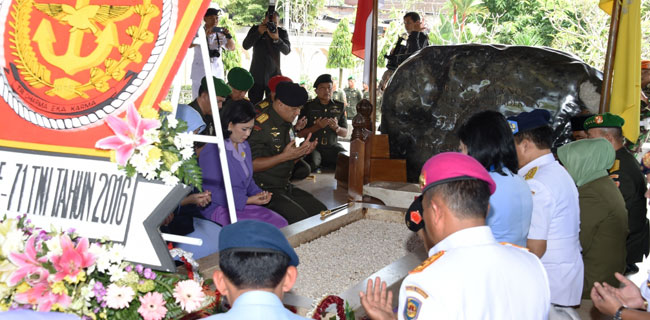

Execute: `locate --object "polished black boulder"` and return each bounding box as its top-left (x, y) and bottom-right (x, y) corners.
top-left (380, 44), bottom-right (603, 182)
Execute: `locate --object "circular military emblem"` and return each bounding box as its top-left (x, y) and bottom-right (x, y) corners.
top-left (0, 0), bottom-right (175, 130)
top-left (595, 115), bottom-right (604, 124)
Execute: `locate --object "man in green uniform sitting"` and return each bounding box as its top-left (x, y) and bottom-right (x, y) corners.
top-left (298, 74), bottom-right (348, 173)
top-left (344, 76), bottom-right (362, 120)
top-left (585, 112), bottom-right (650, 275)
top-left (249, 82), bottom-right (327, 224)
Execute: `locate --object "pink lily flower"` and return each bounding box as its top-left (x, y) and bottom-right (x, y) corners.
top-left (50, 235), bottom-right (96, 281)
top-left (8, 236), bottom-right (48, 286)
top-left (15, 282), bottom-right (71, 312)
top-left (95, 102), bottom-right (161, 166)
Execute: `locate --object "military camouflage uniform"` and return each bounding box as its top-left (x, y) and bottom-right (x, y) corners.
top-left (300, 99), bottom-right (347, 170)
top-left (248, 102), bottom-right (326, 224)
top-left (344, 87), bottom-right (362, 119)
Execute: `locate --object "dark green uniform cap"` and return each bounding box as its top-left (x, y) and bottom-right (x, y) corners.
top-left (227, 67), bottom-right (254, 91)
top-left (584, 112), bottom-right (625, 130)
top-left (200, 76), bottom-right (232, 97)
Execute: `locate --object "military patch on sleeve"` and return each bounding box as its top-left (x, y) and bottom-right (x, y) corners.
top-left (524, 167), bottom-right (538, 180)
top-left (405, 286), bottom-right (429, 299)
top-left (259, 101), bottom-right (269, 109)
top-left (608, 159), bottom-right (620, 174)
top-left (409, 250), bottom-right (445, 274)
top-left (404, 297), bottom-right (422, 320)
top-left (256, 113), bottom-right (269, 124)
top-left (500, 242), bottom-right (530, 251)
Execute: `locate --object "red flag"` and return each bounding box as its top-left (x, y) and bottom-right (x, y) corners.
top-left (351, 0), bottom-right (373, 59)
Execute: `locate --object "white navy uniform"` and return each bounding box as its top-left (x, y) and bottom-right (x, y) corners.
top-left (519, 153), bottom-right (583, 306)
top-left (191, 30), bottom-right (228, 99)
top-left (204, 290), bottom-right (308, 320)
top-left (397, 226), bottom-right (550, 320)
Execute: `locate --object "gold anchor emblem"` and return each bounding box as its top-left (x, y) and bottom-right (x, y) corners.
top-left (8, 0), bottom-right (159, 100)
top-left (34, 0), bottom-right (132, 75)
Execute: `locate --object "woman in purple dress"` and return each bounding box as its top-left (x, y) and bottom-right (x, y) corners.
top-left (199, 100), bottom-right (288, 228)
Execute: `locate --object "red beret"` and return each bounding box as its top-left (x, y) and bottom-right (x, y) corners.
top-left (268, 75), bottom-right (292, 93)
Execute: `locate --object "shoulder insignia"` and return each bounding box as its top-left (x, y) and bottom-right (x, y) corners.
top-left (259, 101), bottom-right (269, 109)
top-left (271, 132), bottom-right (280, 137)
top-left (409, 250), bottom-right (445, 274)
top-left (524, 167), bottom-right (538, 180)
top-left (404, 297), bottom-right (422, 320)
top-left (500, 242), bottom-right (530, 251)
top-left (256, 113), bottom-right (269, 124)
top-left (608, 159), bottom-right (620, 173)
top-left (405, 285), bottom-right (429, 299)
top-left (254, 125), bottom-right (262, 131)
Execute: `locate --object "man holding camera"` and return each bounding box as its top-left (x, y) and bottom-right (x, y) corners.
top-left (190, 7), bottom-right (235, 99)
top-left (242, 9), bottom-right (291, 105)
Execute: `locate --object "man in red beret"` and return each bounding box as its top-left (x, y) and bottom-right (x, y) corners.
top-left (360, 153), bottom-right (550, 319)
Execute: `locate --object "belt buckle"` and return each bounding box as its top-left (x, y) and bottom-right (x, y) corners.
top-left (321, 137), bottom-right (327, 145)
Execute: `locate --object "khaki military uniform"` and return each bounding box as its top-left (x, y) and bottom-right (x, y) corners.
top-left (254, 99), bottom-right (311, 181)
top-left (248, 103), bottom-right (326, 224)
top-left (344, 87), bottom-right (362, 119)
top-left (333, 89), bottom-right (347, 107)
top-left (300, 99), bottom-right (347, 170)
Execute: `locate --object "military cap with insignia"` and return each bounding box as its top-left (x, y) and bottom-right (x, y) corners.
top-left (313, 74), bottom-right (333, 88)
top-left (583, 112), bottom-right (625, 130)
top-left (419, 152), bottom-right (497, 195)
top-left (200, 76), bottom-right (232, 97)
top-left (506, 109), bottom-right (552, 133)
top-left (227, 67), bottom-right (254, 91)
top-left (276, 82), bottom-right (309, 107)
top-left (405, 196), bottom-right (425, 232)
top-left (268, 75), bottom-right (292, 93)
top-left (219, 220), bottom-right (299, 266)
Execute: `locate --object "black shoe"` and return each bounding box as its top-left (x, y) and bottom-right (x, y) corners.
top-left (625, 264), bottom-right (639, 275)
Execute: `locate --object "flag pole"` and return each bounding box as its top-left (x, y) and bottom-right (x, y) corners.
top-left (369, 0), bottom-right (378, 131)
top-left (599, 0), bottom-right (623, 113)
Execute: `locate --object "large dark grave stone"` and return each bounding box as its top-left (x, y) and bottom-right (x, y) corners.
top-left (380, 44), bottom-right (603, 182)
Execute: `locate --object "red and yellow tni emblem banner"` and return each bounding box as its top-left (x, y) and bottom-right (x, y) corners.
top-left (0, 0), bottom-right (210, 156)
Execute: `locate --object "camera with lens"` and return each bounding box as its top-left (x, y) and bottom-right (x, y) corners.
top-left (266, 1), bottom-right (277, 34)
top-left (209, 49), bottom-right (220, 58)
top-left (212, 26), bottom-right (225, 34)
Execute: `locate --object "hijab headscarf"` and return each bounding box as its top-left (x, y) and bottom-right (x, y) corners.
top-left (557, 138), bottom-right (615, 187)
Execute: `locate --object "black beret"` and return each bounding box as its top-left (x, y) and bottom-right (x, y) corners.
top-left (506, 109), bottom-right (551, 134)
top-left (276, 82), bottom-right (308, 107)
top-left (313, 74), bottom-right (333, 88)
top-left (205, 8), bottom-right (220, 17)
top-left (405, 196), bottom-right (424, 232)
top-left (570, 114), bottom-right (594, 132)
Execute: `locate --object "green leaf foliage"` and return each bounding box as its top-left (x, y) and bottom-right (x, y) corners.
top-left (220, 13), bottom-right (242, 71)
top-left (326, 18), bottom-right (356, 70)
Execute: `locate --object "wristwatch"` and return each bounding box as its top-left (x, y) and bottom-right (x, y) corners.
top-left (614, 306), bottom-right (627, 320)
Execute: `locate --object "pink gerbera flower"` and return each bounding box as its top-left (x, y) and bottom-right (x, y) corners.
top-left (172, 280), bottom-right (205, 312)
top-left (50, 235), bottom-right (96, 281)
top-left (138, 292), bottom-right (168, 320)
top-left (105, 283), bottom-right (135, 309)
top-left (95, 102), bottom-right (161, 166)
top-left (8, 236), bottom-right (48, 286)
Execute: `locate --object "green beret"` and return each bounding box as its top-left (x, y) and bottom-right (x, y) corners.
top-left (583, 112), bottom-right (625, 130)
top-left (227, 67), bottom-right (254, 91)
top-left (348, 75), bottom-right (355, 80)
top-left (200, 76), bottom-right (232, 97)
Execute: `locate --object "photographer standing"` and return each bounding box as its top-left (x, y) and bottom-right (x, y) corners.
top-left (190, 8), bottom-right (235, 99)
top-left (243, 10), bottom-right (291, 104)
